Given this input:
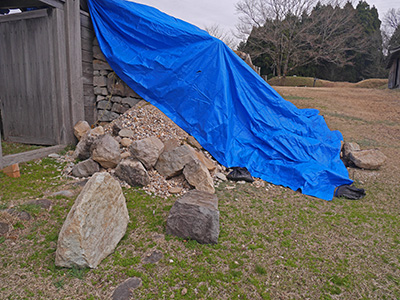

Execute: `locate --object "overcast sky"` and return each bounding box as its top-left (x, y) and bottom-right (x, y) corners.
top-left (134, 0), bottom-right (400, 44)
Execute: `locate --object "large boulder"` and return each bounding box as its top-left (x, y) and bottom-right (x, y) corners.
top-left (349, 149), bottom-right (387, 170)
top-left (71, 159), bottom-right (100, 178)
top-left (91, 134), bottom-right (121, 169)
top-left (183, 159), bottom-right (215, 194)
top-left (129, 136), bottom-right (164, 170)
top-left (114, 159), bottom-right (150, 187)
top-left (55, 172), bottom-right (129, 268)
top-left (155, 145), bottom-right (197, 178)
top-left (166, 190), bottom-right (219, 244)
top-left (73, 126), bottom-right (105, 160)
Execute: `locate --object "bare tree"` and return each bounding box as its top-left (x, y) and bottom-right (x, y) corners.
top-left (235, 0), bottom-right (366, 77)
top-left (382, 8), bottom-right (400, 51)
top-left (205, 24), bottom-right (237, 49)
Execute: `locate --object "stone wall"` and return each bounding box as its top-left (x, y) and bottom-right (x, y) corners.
top-left (92, 38), bottom-right (144, 122)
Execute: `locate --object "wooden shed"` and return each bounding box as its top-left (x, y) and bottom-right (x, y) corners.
top-left (388, 46), bottom-right (400, 89)
top-left (0, 0), bottom-right (95, 168)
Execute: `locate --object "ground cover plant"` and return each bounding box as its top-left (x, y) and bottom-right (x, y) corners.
top-left (0, 86), bottom-right (399, 299)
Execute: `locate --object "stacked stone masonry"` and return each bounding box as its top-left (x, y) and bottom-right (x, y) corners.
top-left (93, 38), bottom-right (144, 122)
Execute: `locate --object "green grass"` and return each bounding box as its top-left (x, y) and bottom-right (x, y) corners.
top-left (1, 140), bottom-right (43, 156)
top-left (0, 148), bottom-right (399, 299)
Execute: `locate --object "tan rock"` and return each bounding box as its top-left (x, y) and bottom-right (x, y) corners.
top-left (120, 138), bottom-right (133, 148)
top-left (349, 149), bottom-right (387, 170)
top-left (186, 136), bottom-right (202, 150)
top-left (194, 151), bottom-right (216, 172)
top-left (168, 186), bottom-right (183, 194)
top-left (130, 136), bottom-right (164, 170)
top-left (183, 159), bottom-right (215, 194)
top-left (55, 173), bottom-right (129, 268)
top-left (91, 134), bottom-right (121, 168)
top-left (73, 121), bottom-right (91, 141)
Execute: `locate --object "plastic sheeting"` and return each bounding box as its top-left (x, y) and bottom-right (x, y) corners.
top-left (87, 0), bottom-right (353, 200)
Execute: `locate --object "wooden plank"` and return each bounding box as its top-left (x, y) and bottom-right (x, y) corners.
top-left (0, 9), bottom-right (48, 23)
top-left (82, 74), bottom-right (93, 85)
top-left (65, 1), bottom-right (84, 141)
top-left (0, 130), bottom-right (3, 169)
top-left (82, 61), bottom-right (93, 75)
top-left (81, 49), bottom-right (92, 63)
top-left (80, 12), bottom-right (92, 28)
top-left (81, 37), bottom-right (93, 51)
top-left (2, 144), bottom-right (66, 168)
top-left (80, 27), bottom-right (94, 40)
top-left (51, 8), bottom-right (71, 144)
top-left (83, 84), bottom-right (95, 97)
top-left (0, 0), bottom-right (63, 9)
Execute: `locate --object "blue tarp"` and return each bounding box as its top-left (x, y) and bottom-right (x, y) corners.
top-left (87, 0), bottom-right (353, 200)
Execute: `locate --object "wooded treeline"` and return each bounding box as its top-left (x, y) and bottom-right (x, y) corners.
top-left (236, 0), bottom-right (400, 82)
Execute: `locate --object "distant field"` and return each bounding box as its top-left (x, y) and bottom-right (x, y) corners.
top-left (268, 76), bottom-right (388, 89)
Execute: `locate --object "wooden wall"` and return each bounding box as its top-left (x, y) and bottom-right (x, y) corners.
top-left (80, 10), bottom-right (96, 125)
top-left (0, 0), bottom-right (85, 147)
top-left (0, 9), bottom-right (60, 145)
top-left (388, 58), bottom-right (399, 89)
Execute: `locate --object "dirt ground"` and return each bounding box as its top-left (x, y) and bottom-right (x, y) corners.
top-left (276, 86), bottom-right (400, 185)
top-left (1, 86), bottom-right (400, 299)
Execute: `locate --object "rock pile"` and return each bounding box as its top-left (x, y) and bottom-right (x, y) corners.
top-left (70, 101), bottom-right (224, 198)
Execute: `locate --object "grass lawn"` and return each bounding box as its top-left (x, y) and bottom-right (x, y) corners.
top-left (0, 86), bottom-right (399, 299)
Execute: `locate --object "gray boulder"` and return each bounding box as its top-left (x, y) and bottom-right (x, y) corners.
top-left (112, 277), bottom-right (142, 300)
top-left (166, 190), bottom-right (219, 244)
top-left (91, 134), bottom-right (121, 168)
top-left (183, 159), bottom-right (215, 194)
top-left (130, 136), bottom-right (164, 170)
top-left (73, 126), bottom-right (105, 160)
top-left (114, 159), bottom-right (150, 186)
top-left (71, 159), bottom-right (100, 177)
top-left (155, 144), bottom-right (196, 178)
top-left (349, 149), bottom-right (387, 170)
top-left (55, 172), bottom-right (129, 268)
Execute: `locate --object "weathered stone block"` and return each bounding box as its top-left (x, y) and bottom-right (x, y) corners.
top-left (73, 127), bottom-right (105, 160)
top-left (155, 145), bottom-right (197, 178)
top-left (98, 110), bottom-right (119, 122)
top-left (93, 59), bottom-right (112, 71)
top-left (97, 100), bottom-right (112, 110)
top-left (183, 159), bottom-right (215, 194)
top-left (130, 136), bottom-right (164, 170)
top-left (55, 172), bottom-right (129, 268)
top-left (349, 149), bottom-right (386, 170)
top-left (71, 159), bottom-right (100, 178)
top-left (122, 97), bottom-right (140, 108)
top-left (73, 120), bottom-right (91, 141)
top-left (91, 134), bottom-right (121, 168)
top-left (94, 75), bottom-right (107, 87)
top-left (114, 159), bottom-right (150, 186)
top-left (112, 103), bottom-right (129, 114)
top-left (166, 190), bottom-right (219, 244)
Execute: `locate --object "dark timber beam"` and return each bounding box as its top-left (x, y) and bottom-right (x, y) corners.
top-left (0, 0), bottom-right (64, 9)
top-left (1, 145), bottom-right (67, 168)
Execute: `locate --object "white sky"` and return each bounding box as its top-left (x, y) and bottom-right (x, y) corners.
top-left (134, 0), bottom-right (400, 43)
